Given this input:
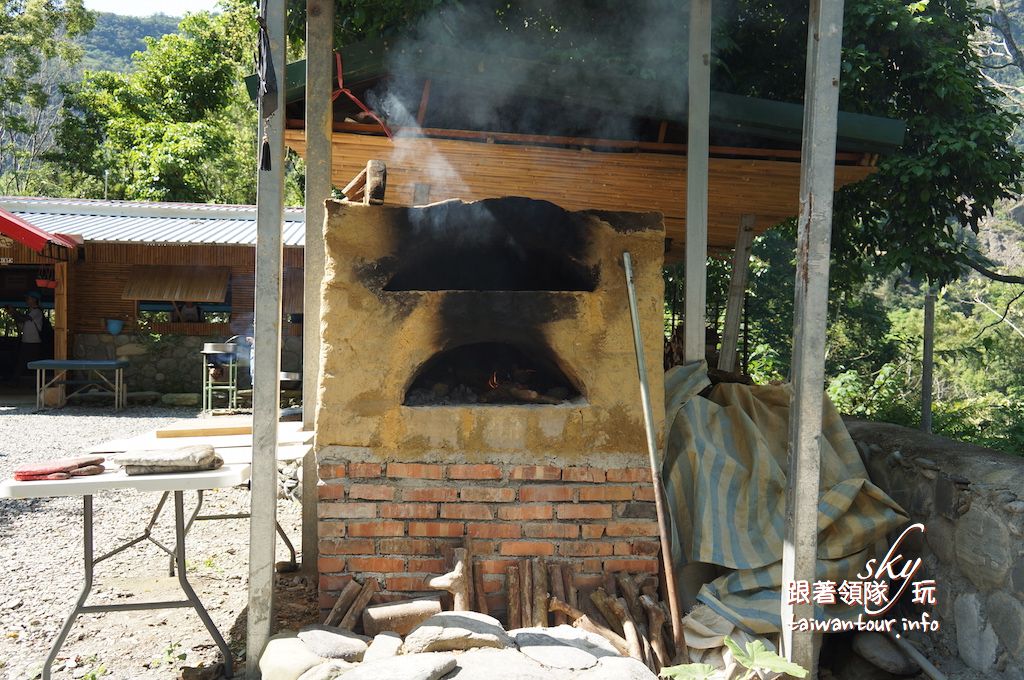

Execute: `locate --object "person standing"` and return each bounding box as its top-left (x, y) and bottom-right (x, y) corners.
top-left (5, 291), bottom-right (45, 384)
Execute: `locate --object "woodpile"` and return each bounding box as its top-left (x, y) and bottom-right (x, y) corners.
top-left (326, 547), bottom-right (682, 673)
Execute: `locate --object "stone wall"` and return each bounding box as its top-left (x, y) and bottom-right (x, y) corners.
top-left (847, 420), bottom-right (1024, 678)
top-left (73, 332), bottom-right (303, 394)
top-left (315, 455), bottom-right (660, 616)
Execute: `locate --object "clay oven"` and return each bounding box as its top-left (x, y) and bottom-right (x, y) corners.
top-left (315, 196), bottom-right (667, 612)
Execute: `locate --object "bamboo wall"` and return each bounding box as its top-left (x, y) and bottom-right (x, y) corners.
top-left (71, 242), bottom-right (304, 334)
top-left (284, 130), bottom-right (873, 255)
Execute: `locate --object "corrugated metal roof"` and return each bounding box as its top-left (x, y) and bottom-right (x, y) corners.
top-left (0, 197), bottom-right (307, 247)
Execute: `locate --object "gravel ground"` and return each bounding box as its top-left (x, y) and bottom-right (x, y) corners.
top-left (0, 404), bottom-right (312, 680)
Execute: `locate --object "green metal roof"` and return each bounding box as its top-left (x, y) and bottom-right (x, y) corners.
top-left (246, 39), bottom-right (906, 154)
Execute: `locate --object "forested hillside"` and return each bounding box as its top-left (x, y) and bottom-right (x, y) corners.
top-left (78, 13), bottom-right (181, 73)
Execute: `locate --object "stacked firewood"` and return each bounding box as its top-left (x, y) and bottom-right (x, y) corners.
top-left (325, 549), bottom-right (679, 673)
top-left (506, 559), bottom-right (677, 673)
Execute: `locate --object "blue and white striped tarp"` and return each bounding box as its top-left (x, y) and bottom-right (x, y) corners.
top-left (661, 362), bottom-right (908, 634)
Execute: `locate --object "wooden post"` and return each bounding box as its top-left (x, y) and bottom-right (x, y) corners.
top-left (302, 0), bottom-right (332, 433)
top-left (783, 0), bottom-right (845, 675)
top-left (684, 0), bottom-right (712, 364)
top-left (301, 0), bottom-right (332, 577)
top-left (718, 214), bottom-right (756, 372)
top-left (247, 0), bottom-right (286, 674)
top-left (921, 289), bottom-right (935, 433)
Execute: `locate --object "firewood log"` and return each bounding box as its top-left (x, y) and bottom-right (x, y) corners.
top-left (561, 565), bottom-right (578, 609)
top-left (607, 596), bottom-right (644, 662)
top-left (549, 596), bottom-right (630, 656)
top-left (520, 558), bottom-right (533, 627)
top-left (506, 564), bottom-right (522, 629)
top-left (548, 564), bottom-right (567, 625)
top-left (589, 588), bottom-right (625, 637)
top-left (641, 594), bottom-right (669, 670)
top-left (324, 580), bottom-right (362, 627)
top-left (339, 578), bottom-right (379, 631)
top-left (429, 547), bottom-right (470, 610)
top-left (531, 558), bottom-right (548, 628)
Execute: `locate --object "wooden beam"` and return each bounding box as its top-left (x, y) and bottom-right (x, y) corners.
top-left (783, 0), bottom-right (846, 674)
top-left (684, 0), bottom-right (712, 364)
top-left (285, 119), bottom-right (868, 163)
top-left (417, 79), bottom-right (432, 126)
top-left (718, 214), bottom-right (755, 372)
top-left (247, 0), bottom-right (286, 674)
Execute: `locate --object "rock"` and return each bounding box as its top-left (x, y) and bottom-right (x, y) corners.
top-left (512, 625), bottom-right (619, 657)
top-left (954, 593), bottom-right (999, 672)
top-left (1006, 500), bottom-right (1024, 514)
top-left (443, 647), bottom-right (550, 680)
top-left (583, 655), bottom-right (659, 680)
top-left (851, 632), bottom-right (920, 675)
top-left (925, 519), bottom-right (955, 564)
top-left (514, 630), bottom-right (598, 670)
top-left (1012, 556), bottom-right (1024, 598)
top-left (340, 652), bottom-right (457, 680)
top-left (363, 632), bottom-right (403, 662)
top-left (402, 611), bottom-right (515, 654)
top-left (297, 624), bottom-right (369, 660)
top-left (179, 664), bottom-right (225, 680)
top-left (259, 631), bottom-right (324, 680)
top-left (296, 660), bottom-right (355, 680)
top-left (955, 507), bottom-right (1012, 589)
top-left (161, 392), bottom-right (200, 406)
top-left (987, 591), bottom-right (1024, 659)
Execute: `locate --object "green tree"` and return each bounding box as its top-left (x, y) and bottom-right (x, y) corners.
top-left (0, 0), bottom-right (94, 194)
top-left (719, 0), bottom-right (1024, 286)
top-left (54, 7), bottom-right (258, 203)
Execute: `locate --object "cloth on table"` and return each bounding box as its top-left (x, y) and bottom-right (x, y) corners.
top-left (113, 445), bottom-right (224, 476)
top-left (661, 361), bottom-right (909, 639)
top-left (14, 456), bottom-right (106, 481)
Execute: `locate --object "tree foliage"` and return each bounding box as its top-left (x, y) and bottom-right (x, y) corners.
top-left (0, 0), bottom-right (94, 193)
top-left (718, 0), bottom-right (1024, 286)
top-left (53, 7), bottom-right (258, 203)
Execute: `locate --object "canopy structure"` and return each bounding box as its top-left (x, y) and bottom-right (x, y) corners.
top-left (248, 1), bottom-right (874, 676)
top-left (0, 206), bottom-right (77, 260)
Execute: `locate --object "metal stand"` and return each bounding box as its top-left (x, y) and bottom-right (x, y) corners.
top-left (43, 493), bottom-right (233, 680)
top-left (165, 490), bottom-right (297, 576)
top-left (202, 355), bottom-right (238, 411)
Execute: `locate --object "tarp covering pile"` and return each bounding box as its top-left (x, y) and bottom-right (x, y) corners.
top-left (661, 362), bottom-right (908, 638)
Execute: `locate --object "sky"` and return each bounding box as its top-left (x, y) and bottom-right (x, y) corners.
top-left (83, 0), bottom-right (220, 17)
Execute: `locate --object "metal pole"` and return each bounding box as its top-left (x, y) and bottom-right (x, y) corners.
top-left (623, 251), bottom-right (688, 662)
top-left (782, 0), bottom-right (845, 674)
top-left (247, 0), bottom-right (286, 674)
top-left (921, 289), bottom-right (935, 433)
top-left (301, 0), bottom-right (333, 577)
top-left (718, 214), bottom-right (755, 372)
top-left (684, 0), bottom-right (712, 364)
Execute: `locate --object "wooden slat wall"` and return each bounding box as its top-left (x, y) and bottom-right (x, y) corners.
top-left (284, 131), bottom-right (873, 255)
top-left (68, 243), bottom-right (304, 335)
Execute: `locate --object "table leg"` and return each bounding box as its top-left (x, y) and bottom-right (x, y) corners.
top-left (35, 368), bottom-right (41, 410)
top-left (173, 491), bottom-right (234, 677)
top-left (42, 495), bottom-right (95, 680)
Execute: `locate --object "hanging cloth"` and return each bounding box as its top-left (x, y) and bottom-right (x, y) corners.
top-left (255, 0), bottom-right (278, 170)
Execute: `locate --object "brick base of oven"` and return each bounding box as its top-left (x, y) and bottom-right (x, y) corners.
top-left (315, 460), bottom-right (661, 616)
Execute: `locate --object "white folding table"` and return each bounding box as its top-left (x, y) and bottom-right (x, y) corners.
top-left (0, 464), bottom-right (250, 680)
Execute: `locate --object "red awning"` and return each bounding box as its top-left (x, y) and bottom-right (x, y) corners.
top-left (0, 206), bottom-right (77, 253)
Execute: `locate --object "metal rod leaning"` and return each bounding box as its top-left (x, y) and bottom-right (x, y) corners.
top-left (622, 251), bottom-right (687, 661)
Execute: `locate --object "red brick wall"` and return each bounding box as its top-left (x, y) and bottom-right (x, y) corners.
top-left (317, 461), bottom-right (661, 615)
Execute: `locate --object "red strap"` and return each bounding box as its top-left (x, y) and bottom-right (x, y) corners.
top-left (333, 52), bottom-right (393, 140)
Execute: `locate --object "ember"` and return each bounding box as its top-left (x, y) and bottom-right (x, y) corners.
top-left (404, 342), bottom-right (580, 406)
